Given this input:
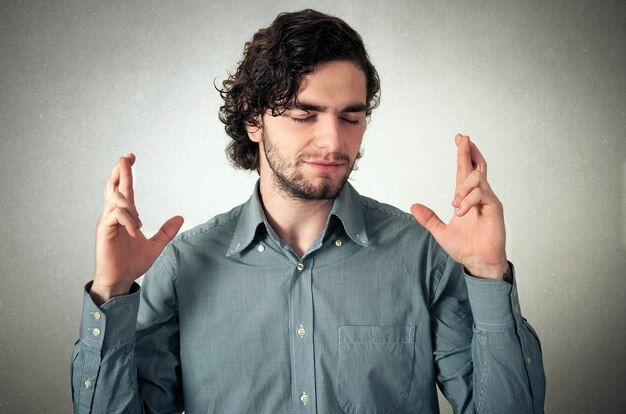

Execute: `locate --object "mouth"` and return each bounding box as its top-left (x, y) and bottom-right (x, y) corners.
top-left (304, 160), bottom-right (348, 173)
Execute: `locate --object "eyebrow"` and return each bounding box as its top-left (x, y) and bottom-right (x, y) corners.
top-left (289, 102), bottom-right (367, 113)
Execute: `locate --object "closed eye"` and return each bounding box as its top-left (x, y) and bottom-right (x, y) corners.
top-left (341, 117), bottom-right (360, 125)
top-left (292, 116), bottom-right (315, 123)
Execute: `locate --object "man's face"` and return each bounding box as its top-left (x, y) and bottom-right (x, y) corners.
top-left (251, 60), bottom-right (367, 200)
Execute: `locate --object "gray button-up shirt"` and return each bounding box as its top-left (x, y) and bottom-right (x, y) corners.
top-left (72, 182), bottom-right (545, 413)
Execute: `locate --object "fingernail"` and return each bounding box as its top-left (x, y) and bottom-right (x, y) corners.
top-left (456, 207), bottom-right (462, 216)
top-left (452, 195), bottom-right (460, 206)
top-left (137, 217), bottom-right (143, 228)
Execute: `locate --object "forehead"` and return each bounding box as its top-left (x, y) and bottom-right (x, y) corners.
top-left (295, 60), bottom-right (367, 108)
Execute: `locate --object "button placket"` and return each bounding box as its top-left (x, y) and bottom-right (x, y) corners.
top-left (290, 258), bottom-right (316, 411)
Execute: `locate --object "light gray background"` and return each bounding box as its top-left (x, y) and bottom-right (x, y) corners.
top-left (1, 0), bottom-right (624, 412)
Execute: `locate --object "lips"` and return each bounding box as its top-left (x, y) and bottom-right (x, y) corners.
top-left (304, 160), bottom-right (347, 173)
top-left (307, 160), bottom-right (345, 166)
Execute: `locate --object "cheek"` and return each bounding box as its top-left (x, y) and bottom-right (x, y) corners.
top-left (345, 129), bottom-right (365, 151)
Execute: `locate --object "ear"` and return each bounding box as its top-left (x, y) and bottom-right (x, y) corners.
top-left (245, 116), bottom-right (263, 143)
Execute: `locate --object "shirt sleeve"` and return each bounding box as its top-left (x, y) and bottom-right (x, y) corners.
top-left (430, 253), bottom-right (546, 413)
top-left (71, 282), bottom-right (143, 413)
top-left (71, 248), bottom-right (183, 413)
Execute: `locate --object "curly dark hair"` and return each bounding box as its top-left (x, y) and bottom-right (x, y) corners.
top-left (218, 9), bottom-right (381, 171)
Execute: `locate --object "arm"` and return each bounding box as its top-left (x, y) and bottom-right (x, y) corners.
top-left (464, 265), bottom-right (545, 413)
top-left (412, 135), bottom-right (545, 411)
top-left (429, 253), bottom-right (545, 413)
top-left (72, 266), bottom-right (183, 413)
top-left (71, 282), bottom-right (143, 413)
top-left (71, 154), bottom-right (184, 413)
top-left (431, 257), bottom-right (545, 413)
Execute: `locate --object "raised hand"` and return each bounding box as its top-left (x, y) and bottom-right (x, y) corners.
top-left (411, 134), bottom-right (508, 280)
top-left (91, 154), bottom-right (184, 305)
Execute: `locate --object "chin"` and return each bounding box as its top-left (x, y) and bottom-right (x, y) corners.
top-left (283, 178), bottom-right (345, 200)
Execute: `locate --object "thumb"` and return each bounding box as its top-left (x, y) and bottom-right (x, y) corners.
top-left (150, 215), bottom-right (184, 250)
top-left (410, 203), bottom-right (446, 239)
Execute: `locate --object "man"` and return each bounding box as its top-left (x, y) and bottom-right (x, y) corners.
top-left (72, 9), bottom-right (545, 414)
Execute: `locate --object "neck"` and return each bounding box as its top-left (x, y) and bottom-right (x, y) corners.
top-left (258, 177), bottom-right (335, 258)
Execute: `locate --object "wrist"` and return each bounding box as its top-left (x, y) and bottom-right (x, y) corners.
top-left (465, 261), bottom-right (510, 280)
top-left (90, 279), bottom-right (133, 306)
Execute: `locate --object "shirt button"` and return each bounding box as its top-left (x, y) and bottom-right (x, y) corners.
top-left (526, 355), bottom-right (532, 365)
top-left (514, 304), bottom-right (520, 314)
top-left (512, 287), bottom-right (517, 297)
top-left (300, 392), bottom-right (309, 405)
top-left (84, 379), bottom-right (92, 388)
top-left (257, 244), bottom-right (265, 252)
top-left (92, 328), bottom-right (101, 337)
top-left (297, 325), bottom-right (306, 338)
top-left (91, 311), bottom-right (102, 320)
top-left (296, 262), bottom-right (304, 271)
top-left (334, 239), bottom-right (342, 247)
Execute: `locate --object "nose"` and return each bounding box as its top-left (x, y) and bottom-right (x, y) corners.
top-left (314, 118), bottom-right (342, 152)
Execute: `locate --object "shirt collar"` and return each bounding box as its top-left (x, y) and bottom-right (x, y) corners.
top-left (226, 181), bottom-right (369, 257)
top-left (328, 181), bottom-right (369, 247)
top-left (226, 182), bottom-right (266, 256)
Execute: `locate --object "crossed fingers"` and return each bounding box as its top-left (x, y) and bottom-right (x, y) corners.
top-left (455, 133), bottom-right (487, 185)
top-left (105, 153), bottom-right (136, 204)
top-left (101, 153), bottom-right (141, 237)
top-left (452, 134), bottom-right (500, 217)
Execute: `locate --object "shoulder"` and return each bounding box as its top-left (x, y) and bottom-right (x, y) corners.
top-left (355, 191), bottom-right (451, 284)
top-left (161, 203), bottom-right (245, 261)
top-left (355, 191), bottom-right (445, 257)
top-left (178, 204), bottom-right (244, 242)
top-left (358, 194), bottom-right (415, 223)
top-left (357, 193), bottom-right (423, 234)
top-left (143, 201), bottom-right (249, 288)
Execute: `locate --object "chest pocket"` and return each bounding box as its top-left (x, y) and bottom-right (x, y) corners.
top-left (337, 325), bottom-right (416, 414)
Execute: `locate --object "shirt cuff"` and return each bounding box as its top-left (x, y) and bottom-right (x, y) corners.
top-left (79, 281), bottom-right (141, 349)
top-left (464, 262), bottom-right (518, 331)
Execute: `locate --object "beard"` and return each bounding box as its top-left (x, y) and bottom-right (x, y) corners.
top-left (262, 127), bottom-right (357, 200)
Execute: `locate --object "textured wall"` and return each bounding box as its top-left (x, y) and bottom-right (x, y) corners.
top-left (1, 1), bottom-right (624, 412)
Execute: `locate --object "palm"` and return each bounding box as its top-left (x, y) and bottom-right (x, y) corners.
top-left (437, 203), bottom-right (505, 271)
top-left (96, 226), bottom-right (161, 284)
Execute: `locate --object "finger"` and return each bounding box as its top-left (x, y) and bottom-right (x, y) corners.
top-left (118, 154), bottom-right (135, 205)
top-left (452, 170), bottom-right (483, 207)
top-left (150, 216), bottom-right (184, 250)
top-left (410, 203), bottom-right (446, 241)
top-left (455, 134), bottom-right (472, 186)
top-left (104, 192), bottom-right (141, 228)
top-left (105, 153), bottom-right (136, 200)
top-left (469, 141), bottom-right (487, 177)
top-left (455, 175), bottom-right (502, 216)
top-left (105, 164), bottom-right (119, 200)
top-left (101, 206), bottom-right (139, 238)
top-left (456, 187), bottom-right (483, 217)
